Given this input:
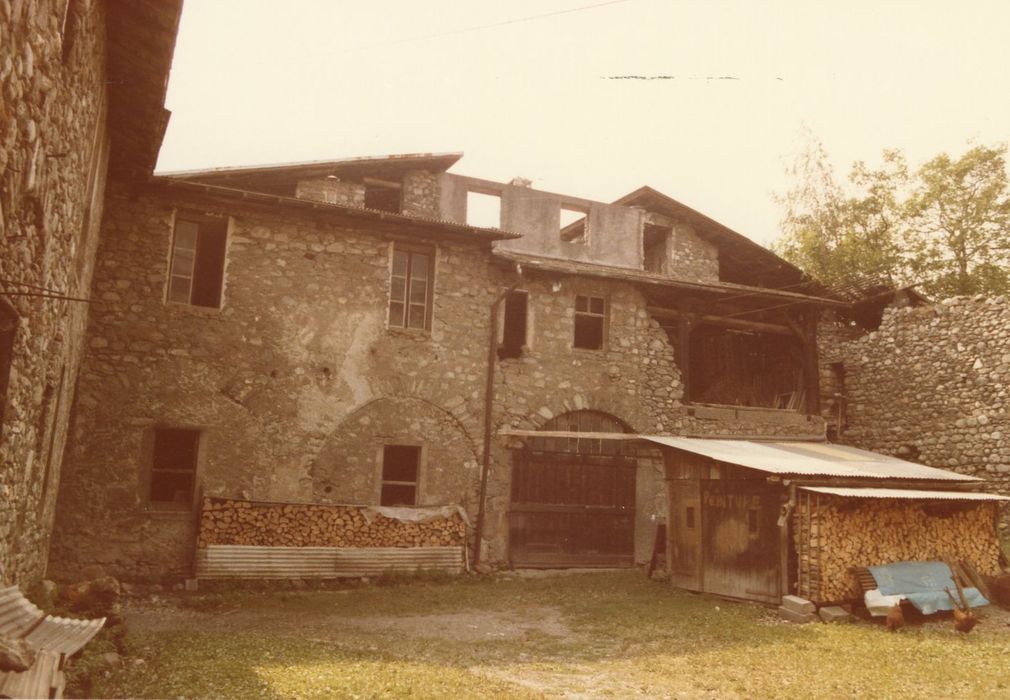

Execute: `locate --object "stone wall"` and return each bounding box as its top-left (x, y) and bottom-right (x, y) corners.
top-left (822, 297), bottom-right (1010, 533)
top-left (0, 0), bottom-right (109, 586)
top-left (668, 223), bottom-right (719, 283)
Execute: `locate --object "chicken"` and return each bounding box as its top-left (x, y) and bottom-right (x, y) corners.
top-left (946, 584), bottom-right (978, 634)
top-left (885, 602), bottom-right (905, 631)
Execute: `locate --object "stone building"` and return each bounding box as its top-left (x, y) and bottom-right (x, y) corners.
top-left (48, 153), bottom-right (847, 580)
top-left (0, 0), bottom-right (182, 586)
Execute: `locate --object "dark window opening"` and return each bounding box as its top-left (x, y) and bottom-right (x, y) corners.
top-left (150, 428), bottom-right (200, 507)
top-left (643, 224), bottom-right (671, 273)
top-left (389, 246), bottom-right (434, 330)
top-left (684, 325), bottom-right (804, 409)
top-left (363, 182), bottom-right (401, 213)
top-left (747, 508), bottom-right (758, 534)
top-left (499, 290), bottom-right (528, 359)
top-left (61, 0), bottom-right (83, 63)
top-left (0, 306), bottom-right (17, 432)
top-left (574, 295), bottom-right (605, 350)
top-left (559, 206), bottom-right (588, 244)
top-left (168, 216), bottom-right (228, 308)
top-left (381, 445), bottom-right (420, 506)
top-left (466, 191), bottom-right (501, 228)
top-left (685, 506), bottom-right (696, 529)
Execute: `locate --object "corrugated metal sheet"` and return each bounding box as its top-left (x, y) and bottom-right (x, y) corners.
top-left (641, 436), bottom-right (980, 481)
top-left (196, 545), bottom-right (464, 579)
top-left (799, 486), bottom-right (1010, 501)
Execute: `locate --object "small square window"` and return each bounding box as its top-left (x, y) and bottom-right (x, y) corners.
top-left (168, 215), bottom-right (228, 308)
top-left (149, 427), bottom-right (200, 508)
top-left (0, 304), bottom-right (17, 432)
top-left (381, 445), bottom-right (420, 506)
top-left (573, 295), bottom-right (606, 350)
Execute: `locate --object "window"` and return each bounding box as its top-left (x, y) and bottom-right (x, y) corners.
top-left (747, 508), bottom-right (759, 534)
top-left (381, 445), bottom-right (420, 506)
top-left (643, 224), bottom-right (670, 273)
top-left (573, 295), bottom-right (606, 350)
top-left (363, 179), bottom-right (401, 213)
top-left (685, 506), bottom-right (696, 529)
top-left (389, 245), bottom-right (434, 330)
top-left (559, 205), bottom-right (588, 244)
top-left (0, 303), bottom-right (16, 432)
top-left (499, 290), bottom-right (528, 359)
top-left (168, 215), bottom-right (228, 308)
top-left (149, 428), bottom-right (200, 508)
top-left (466, 191), bottom-right (501, 228)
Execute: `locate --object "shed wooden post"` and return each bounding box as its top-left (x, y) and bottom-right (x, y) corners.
top-left (676, 299), bottom-right (694, 401)
top-left (803, 313), bottom-right (820, 416)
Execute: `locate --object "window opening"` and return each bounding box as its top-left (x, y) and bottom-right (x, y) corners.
top-left (685, 506), bottom-right (696, 529)
top-left (747, 508), bottom-right (758, 534)
top-left (168, 216), bottom-right (228, 308)
top-left (559, 206), bottom-right (588, 244)
top-left (389, 246), bottom-right (434, 330)
top-left (643, 224), bottom-right (671, 273)
top-left (363, 180), bottom-right (401, 213)
top-left (381, 445), bottom-right (420, 506)
top-left (466, 191), bottom-right (501, 228)
top-left (499, 290), bottom-right (528, 359)
top-left (0, 306), bottom-right (16, 432)
top-left (150, 428), bottom-right (200, 507)
top-left (574, 295), bottom-right (606, 350)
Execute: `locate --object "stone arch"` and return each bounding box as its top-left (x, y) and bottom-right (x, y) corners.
top-left (515, 392), bottom-right (643, 436)
top-left (311, 395), bottom-right (481, 509)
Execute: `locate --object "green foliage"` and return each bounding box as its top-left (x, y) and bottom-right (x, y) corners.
top-left (775, 136), bottom-right (1010, 299)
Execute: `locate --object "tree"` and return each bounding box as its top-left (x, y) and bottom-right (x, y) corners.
top-left (904, 145), bottom-right (1010, 297)
top-left (773, 135), bottom-right (906, 292)
top-left (774, 138), bottom-right (1010, 299)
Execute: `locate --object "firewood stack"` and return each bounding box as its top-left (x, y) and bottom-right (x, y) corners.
top-left (794, 498), bottom-right (1002, 602)
top-left (197, 497), bottom-right (467, 549)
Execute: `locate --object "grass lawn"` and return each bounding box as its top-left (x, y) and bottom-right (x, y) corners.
top-left (83, 571), bottom-right (1010, 699)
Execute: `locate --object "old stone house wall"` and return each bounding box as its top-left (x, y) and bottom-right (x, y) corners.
top-left (51, 177), bottom-right (825, 580)
top-left (0, 0), bottom-right (110, 585)
top-left (822, 297), bottom-right (1010, 534)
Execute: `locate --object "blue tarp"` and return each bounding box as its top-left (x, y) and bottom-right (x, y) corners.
top-left (868, 561), bottom-right (989, 614)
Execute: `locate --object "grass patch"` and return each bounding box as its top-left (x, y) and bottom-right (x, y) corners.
top-left (90, 572), bottom-right (1010, 699)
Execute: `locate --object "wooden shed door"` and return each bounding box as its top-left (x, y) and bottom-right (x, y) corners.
top-left (668, 479), bottom-right (703, 590)
top-left (509, 451), bottom-right (636, 567)
top-left (700, 480), bottom-right (780, 603)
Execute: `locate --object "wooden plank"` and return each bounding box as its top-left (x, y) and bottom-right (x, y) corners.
top-left (648, 306), bottom-right (794, 336)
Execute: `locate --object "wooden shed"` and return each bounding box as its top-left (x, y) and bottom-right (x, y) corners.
top-left (645, 437), bottom-right (1009, 605)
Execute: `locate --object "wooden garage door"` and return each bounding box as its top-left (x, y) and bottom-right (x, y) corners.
top-left (508, 411), bottom-right (636, 568)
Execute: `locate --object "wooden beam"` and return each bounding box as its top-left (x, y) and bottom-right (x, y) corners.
top-left (803, 314), bottom-right (821, 416)
top-left (362, 176), bottom-right (402, 190)
top-left (648, 306), bottom-right (793, 336)
top-left (498, 429), bottom-right (639, 440)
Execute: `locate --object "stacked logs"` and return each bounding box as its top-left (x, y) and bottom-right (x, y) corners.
top-left (197, 498), bottom-right (466, 549)
top-left (794, 498), bottom-right (1002, 602)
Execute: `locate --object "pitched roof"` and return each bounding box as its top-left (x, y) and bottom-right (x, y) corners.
top-left (159, 153), bottom-right (463, 193)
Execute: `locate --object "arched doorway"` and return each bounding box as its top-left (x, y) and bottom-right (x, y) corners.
top-left (508, 410), bottom-right (636, 567)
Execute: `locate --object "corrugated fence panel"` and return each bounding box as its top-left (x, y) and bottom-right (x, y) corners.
top-left (197, 545), bottom-right (464, 579)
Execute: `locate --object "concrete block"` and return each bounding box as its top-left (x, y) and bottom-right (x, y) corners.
top-left (779, 605), bottom-right (817, 624)
top-left (781, 594), bottom-right (816, 615)
top-left (818, 606), bottom-right (852, 623)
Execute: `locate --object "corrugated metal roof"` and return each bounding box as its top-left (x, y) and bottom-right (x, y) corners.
top-left (196, 545), bottom-right (464, 579)
top-left (800, 487), bottom-right (1009, 501)
top-left (641, 436), bottom-right (980, 481)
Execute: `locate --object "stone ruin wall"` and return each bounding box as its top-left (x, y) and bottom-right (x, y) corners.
top-left (821, 296), bottom-right (1010, 537)
top-left (0, 0), bottom-right (109, 586)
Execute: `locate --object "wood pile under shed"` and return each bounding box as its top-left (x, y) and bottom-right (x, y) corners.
top-left (793, 491), bottom-right (1003, 603)
top-left (198, 497), bottom-right (467, 549)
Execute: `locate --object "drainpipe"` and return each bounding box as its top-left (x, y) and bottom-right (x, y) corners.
top-left (473, 275), bottom-right (521, 568)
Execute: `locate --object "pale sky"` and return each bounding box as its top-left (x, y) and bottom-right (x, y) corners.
top-left (157, 0), bottom-right (1010, 246)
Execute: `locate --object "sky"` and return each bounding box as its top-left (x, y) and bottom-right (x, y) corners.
top-left (156, 0), bottom-right (1010, 247)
